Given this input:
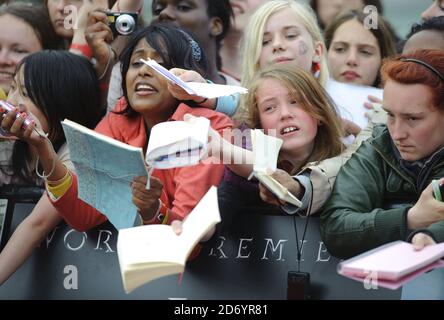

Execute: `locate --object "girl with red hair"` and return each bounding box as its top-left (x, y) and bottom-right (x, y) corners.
top-left (321, 50), bottom-right (444, 259)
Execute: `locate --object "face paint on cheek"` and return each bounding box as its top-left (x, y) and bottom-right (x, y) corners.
top-left (298, 42), bottom-right (309, 56)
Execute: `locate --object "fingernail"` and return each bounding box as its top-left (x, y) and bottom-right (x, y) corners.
top-left (21, 112), bottom-right (27, 119)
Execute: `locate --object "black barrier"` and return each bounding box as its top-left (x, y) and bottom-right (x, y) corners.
top-left (0, 186), bottom-right (44, 251)
top-left (0, 201), bottom-right (406, 300)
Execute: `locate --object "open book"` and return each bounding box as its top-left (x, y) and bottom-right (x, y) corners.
top-left (117, 186), bottom-right (220, 293)
top-left (145, 117), bottom-right (210, 169)
top-left (140, 58), bottom-right (248, 98)
top-left (61, 119), bottom-right (147, 230)
top-left (338, 240), bottom-right (444, 290)
top-left (249, 129), bottom-right (302, 207)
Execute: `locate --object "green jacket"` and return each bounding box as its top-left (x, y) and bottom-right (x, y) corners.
top-left (320, 125), bottom-right (444, 259)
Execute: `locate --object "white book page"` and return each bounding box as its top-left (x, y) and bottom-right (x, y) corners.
top-left (140, 58), bottom-right (248, 98)
top-left (251, 129), bottom-right (282, 174)
top-left (185, 82), bottom-right (248, 99)
top-left (179, 187), bottom-right (220, 261)
top-left (117, 225), bottom-right (183, 267)
top-left (326, 79), bottom-right (383, 129)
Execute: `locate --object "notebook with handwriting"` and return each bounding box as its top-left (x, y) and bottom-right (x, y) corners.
top-left (145, 117), bottom-right (210, 169)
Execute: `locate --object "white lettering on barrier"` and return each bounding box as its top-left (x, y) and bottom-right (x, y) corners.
top-left (64, 229), bottom-right (87, 251)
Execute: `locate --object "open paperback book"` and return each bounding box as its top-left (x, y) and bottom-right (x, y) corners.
top-left (145, 116), bottom-right (210, 169)
top-left (140, 58), bottom-right (248, 98)
top-left (117, 186), bottom-right (220, 293)
top-left (61, 119), bottom-right (148, 230)
top-left (337, 240), bottom-right (444, 290)
top-left (249, 129), bottom-right (302, 207)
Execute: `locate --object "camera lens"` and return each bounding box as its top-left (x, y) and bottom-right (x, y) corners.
top-left (115, 14), bottom-right (136, 36)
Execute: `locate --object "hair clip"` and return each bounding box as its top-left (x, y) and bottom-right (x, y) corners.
top-left (178, 30), bottom-right (202, 62)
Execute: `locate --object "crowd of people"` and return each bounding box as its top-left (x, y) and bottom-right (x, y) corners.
top-left (0, 0), bottom-right (443, 293)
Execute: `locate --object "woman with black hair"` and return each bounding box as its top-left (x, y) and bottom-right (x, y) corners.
top-left (0, 50), bottom-right (103, 186)
top-left (0, 50), bottom-right (103, 285)
top-left (1, 23), bottom-right (232, 233)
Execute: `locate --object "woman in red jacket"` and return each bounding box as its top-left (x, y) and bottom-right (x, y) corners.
top-left (0, 23), bottom-right (232, 285)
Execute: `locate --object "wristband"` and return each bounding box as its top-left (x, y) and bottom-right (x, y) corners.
top-left (69, 43), bottom-right (93, 59)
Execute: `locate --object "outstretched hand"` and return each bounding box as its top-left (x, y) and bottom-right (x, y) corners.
top-left (183, 113), bottom-right (225, 160)
top-left (167, 68), bottom-right (212, 106)
top-left (259, 169), bottom-right (302, 206)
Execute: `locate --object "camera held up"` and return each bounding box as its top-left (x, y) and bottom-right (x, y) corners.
top-left (106, 12), bottom-right (138, 37)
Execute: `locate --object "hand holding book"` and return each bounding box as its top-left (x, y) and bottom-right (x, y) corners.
top-left (165, 68), bottom-right (213, 105)
top-left (117, 186), bottom-right (220, 293)
top-left (141, 58), bottom-right (248, 99)
top-left (411, 232), bottom-right (436, 251)
top-left (249, 130), bottom-right (302, 207)
top-left (337, 240), bottom-right (444, 289)
top-left (258, 168), bottom-right (303, 206)
top-left (183, 114), bottom-right (302, 207)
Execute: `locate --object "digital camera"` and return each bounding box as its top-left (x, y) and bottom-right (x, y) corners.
top-left (0, 100), bottom-right (32, 137)
top-left (106, 12), bottom-right (138, 37)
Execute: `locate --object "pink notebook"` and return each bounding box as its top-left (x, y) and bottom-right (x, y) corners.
top-left (337, 241), bottom-right (444, 290)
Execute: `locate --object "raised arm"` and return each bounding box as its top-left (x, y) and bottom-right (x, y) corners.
top-left (0, 195), bottom-right (61, 286)
top-left (183, 113), bottom-right (253, 178)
